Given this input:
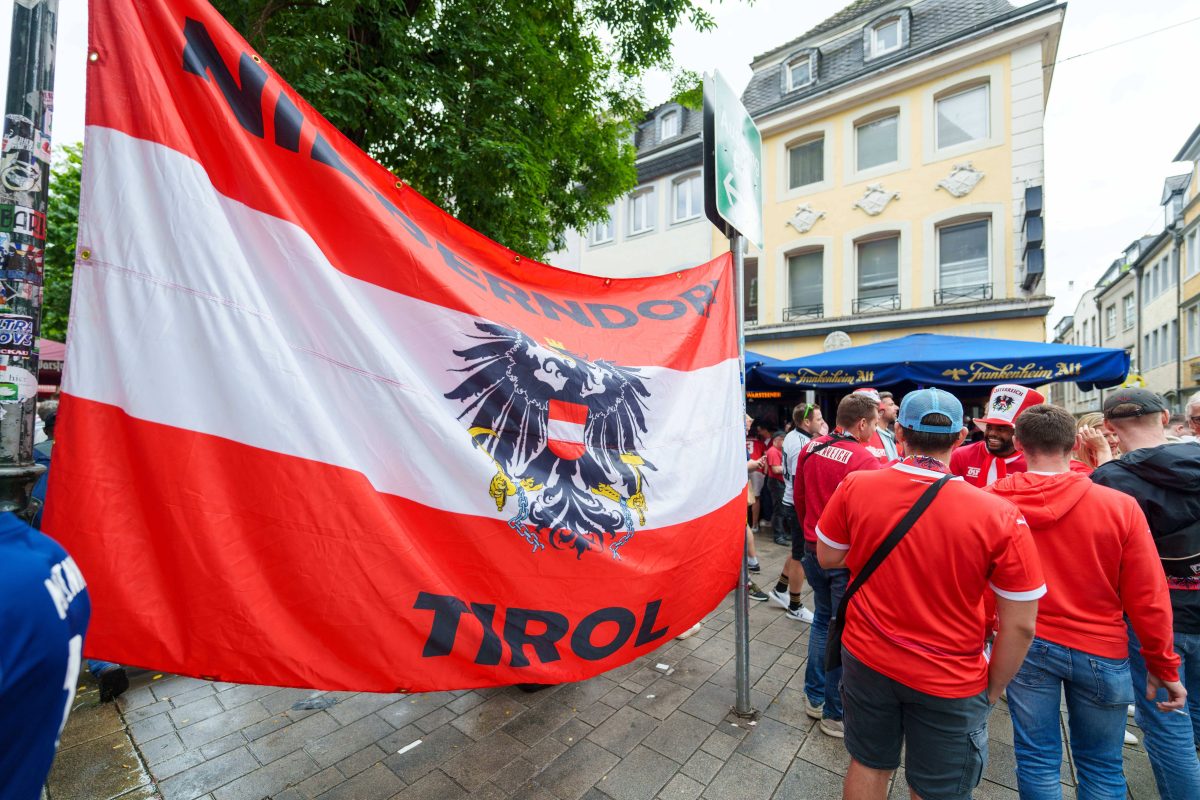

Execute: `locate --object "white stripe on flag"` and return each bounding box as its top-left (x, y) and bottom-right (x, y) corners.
top-left (67, 127), bottom-right (745, 527)
top-left (546, 418), bottom-right (585, 444)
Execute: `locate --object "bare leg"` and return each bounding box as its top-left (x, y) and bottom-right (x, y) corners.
top-left (745, 526), bottom-right (758, 561)
top-left (843, 759), bottom-right (891, 800)
top-left (750, 498), bottom-right (761, 529)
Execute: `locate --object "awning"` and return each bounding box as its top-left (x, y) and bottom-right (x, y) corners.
top-left (754, 333), bottom-right (1130, 392)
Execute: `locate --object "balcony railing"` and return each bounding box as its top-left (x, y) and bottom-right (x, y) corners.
top-left (935, 283), bottom-right (993, 305)
top-left (782, 303), bottom-right (824, 321)
top-left (852, 294), bottom-right (900, 314)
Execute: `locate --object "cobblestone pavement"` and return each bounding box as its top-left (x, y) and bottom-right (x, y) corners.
top-left (48, 530), bottom-right (1162, 800)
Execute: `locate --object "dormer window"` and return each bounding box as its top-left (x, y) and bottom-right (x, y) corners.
top-left (787, 56), bottom-right (812, 91)
top-left (659, 110), bottom-right (679, 140)
top-left (864, 11), bottom-right (910, 60)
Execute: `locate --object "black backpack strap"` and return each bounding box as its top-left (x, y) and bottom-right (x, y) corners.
top-left (825, 473), bottom-right (953, 671)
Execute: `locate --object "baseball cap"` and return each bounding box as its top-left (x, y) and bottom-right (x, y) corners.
top-left (1102, 387), bottom-right (1168, 419)
top-left (772, 430), bottom-right (786, 439)
top-left (853, 387), bottom-right (881, 403)
top-left (898, 388), bottom-right (963, 434)
top-left (974, 384), bottom-right (1045, 430)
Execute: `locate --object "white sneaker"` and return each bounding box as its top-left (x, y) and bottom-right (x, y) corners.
top-left (819, 718), bottom-right (845, 738)
top-left (1124, 729), bottom-right (1139, 746)
top-left (785, 605), bottom-right (815, 623)
top-left (803, 697), bottom-right (824, 720)
top-left (1127, 704), bottom-right (1136, 718)
top-left (675, 622), bottom-right (703, 640)
top-left (767, 589), bottom-right (790, 609)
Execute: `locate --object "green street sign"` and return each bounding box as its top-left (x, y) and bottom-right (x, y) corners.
top-left (702, 71), bottom-right (763, 249)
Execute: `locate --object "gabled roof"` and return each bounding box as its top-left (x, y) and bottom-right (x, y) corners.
top-left (1174, 121), bottom-right (1200, 163)
top-left (1161, 171), bottom-right (1192, 204)
top-left (742, 0), bottom-right (1055, 119)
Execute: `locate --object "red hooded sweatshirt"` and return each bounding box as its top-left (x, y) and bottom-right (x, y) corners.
top-left (986, 471), bottom-right (1180, 682)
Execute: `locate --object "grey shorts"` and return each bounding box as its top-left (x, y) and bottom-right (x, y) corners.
top-left (841, 649), bottom-right (992, 800)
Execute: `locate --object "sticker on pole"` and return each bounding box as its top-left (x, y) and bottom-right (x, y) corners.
top-left (0, 314), bottom-right (34, 356)
top-left (702, 71), bottom-right (763, 249)
top-left (0, 365), bottom-right (36, 403)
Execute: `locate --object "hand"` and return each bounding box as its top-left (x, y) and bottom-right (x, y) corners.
top-left (1146, 673), bottom-right (1188, 712)
top-left (987, 687), bottom-right (1003, 705)
top-left (1076, 425), bottom-right (1113, 465)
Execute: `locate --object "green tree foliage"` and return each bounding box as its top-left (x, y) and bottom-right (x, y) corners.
top-left (42, 142), bottom-right (82, 342)
top-left (210, 0), bottom-right (717, 257)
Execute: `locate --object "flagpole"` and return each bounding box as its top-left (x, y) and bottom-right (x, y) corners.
top-left (0, 0), bottom-right (59, 511)
top-left (731, 231), bottom-right (754, 718)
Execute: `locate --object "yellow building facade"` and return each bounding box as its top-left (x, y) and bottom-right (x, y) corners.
top-left (1176, 126), bottom-right (1200, 399)
top-left (723, 0), bottom-right (1065, 358)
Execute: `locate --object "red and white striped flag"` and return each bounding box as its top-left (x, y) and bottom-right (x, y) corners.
top-left (45, 0), bottom-right (745, 691)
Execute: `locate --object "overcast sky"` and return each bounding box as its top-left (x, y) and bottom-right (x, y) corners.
top-left (3, 0), bottom-right (1197, 334)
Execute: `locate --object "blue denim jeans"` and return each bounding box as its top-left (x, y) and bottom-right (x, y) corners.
top-left (1007, 638), bottom-right (1132, 799)
top-left (801, 550), bottom-right (848, 721)
top-left (1126, 621), bottom-right (1200, 800)
top-left (88, 660), bottom-right (118, 676)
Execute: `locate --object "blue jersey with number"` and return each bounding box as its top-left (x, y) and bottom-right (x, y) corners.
top-left (0, 512), bottom-right (91, 800)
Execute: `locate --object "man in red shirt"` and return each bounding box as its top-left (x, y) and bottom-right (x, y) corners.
top-left (855, 388), bottom-right (898, 464)
top-left (951, 383), bottom-right (1044, 487)
top-left (986, 404), bottom-right (1184, 799)
top-left (817, 388), bottom-right (1043, 800)
top-left (794, 392), bottom-right (881, 738)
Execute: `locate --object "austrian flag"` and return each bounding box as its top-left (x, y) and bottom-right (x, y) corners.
top-left (45, 0), bottom-right (745, 691)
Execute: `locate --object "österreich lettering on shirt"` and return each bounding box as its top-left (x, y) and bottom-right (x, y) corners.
top-left (45, 0), bottom-right (743, 691)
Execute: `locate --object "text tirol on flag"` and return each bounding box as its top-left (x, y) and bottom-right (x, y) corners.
top-left (45, 0), bottom-right (745, 691)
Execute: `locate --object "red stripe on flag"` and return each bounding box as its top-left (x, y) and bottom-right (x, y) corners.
top-left (83, 0), bottom-right (735, 372)
top-left (548, 399), bottom-right (589, 427)
top-left (45, 396), bottom-right (741, 691)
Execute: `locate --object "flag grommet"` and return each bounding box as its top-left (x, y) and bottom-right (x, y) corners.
top-left (79, 249), bottom-right (91, 261)
top-left (88, 52), bottom-right (99, 62)
top-left (251, 54), bottom-right (262, 63)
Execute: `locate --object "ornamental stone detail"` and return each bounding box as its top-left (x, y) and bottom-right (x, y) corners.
top-left (936, 162), bottom-right (985, 198)
top-left (786, 203), bottom-right (826, 234)
top-left (852, 183), bottom-right (899, 216)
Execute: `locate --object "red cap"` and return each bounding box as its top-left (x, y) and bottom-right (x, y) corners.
top-left (974, 384), bottom-right (1045, 430)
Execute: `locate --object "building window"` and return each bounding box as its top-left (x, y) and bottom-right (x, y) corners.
top-left (1151, 329), bottom-right (1160, 368)
top-left (936, 84), bottom-right (989, 149)
top-left (855, 113), bottom-right (899, 171)
top-left (1164, 256), bottom-right (1175, 290)
top-left (744, 258), bottom-right (758, 325)
top-left (787, 56), bottom-right (813, 91)
top-left (1105, 305), bottom-right (1117, 339)
top-left (937, 219), bottom-right (989, 302)
top-left (1123, 293), bottom-right (1135, 329)
top-left (1143, 333), bottom-right (1150, 369)
top-left (1170, 320), bottom-right (1178, 362)
top-left (628, 188), bottom-right (655, 235)
top-left (1187, 304), bottom-right (1199, 357)
top-left (1188, 229), bottom-right (1200, 277)
top-left (1082, 320), bottom-right (1089, 348)
top-left (590, 206), bottom-right (615, 245)
top-left (869, 17), bottom-right (902, 57)
top-left (786, 249), bottom-right (823, 317)
top-left (856, 235), bottom-right (900, 312)
top-left (788, 136), bottom-right (824, 189)
top-left (672, 174), bottom-right (701, 223)
top-left (659, 110), bottom-right (679, 140)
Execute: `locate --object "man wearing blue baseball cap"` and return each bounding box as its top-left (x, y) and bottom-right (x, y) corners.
top-left (816, 388), bottom-right (1044, 800)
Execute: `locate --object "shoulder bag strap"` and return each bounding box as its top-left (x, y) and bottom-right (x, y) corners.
top-left (824, 473), bottom-right (953, 671)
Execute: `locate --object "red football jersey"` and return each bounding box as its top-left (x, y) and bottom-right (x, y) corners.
top-left (950, 440), bottom-right (1027, 488)
top-left (793, 435), bottom-right (881, 543)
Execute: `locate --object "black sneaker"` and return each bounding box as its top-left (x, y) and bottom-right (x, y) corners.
top-left (747, 560), bottom-right (761, 573)
top-left (97, 667), bottom-right (130, 702)
top-left (748, 583), bottom-right (769, 601)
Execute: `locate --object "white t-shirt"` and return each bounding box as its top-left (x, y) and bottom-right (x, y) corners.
top-left (781, 429), bottom-right (811, 507)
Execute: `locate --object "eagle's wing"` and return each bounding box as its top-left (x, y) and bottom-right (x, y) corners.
top-left (444, 322), bottom-right (549, 472)
top-left (580, 360), bottom-right (656, 498)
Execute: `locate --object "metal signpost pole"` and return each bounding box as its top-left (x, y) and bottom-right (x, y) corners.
top-left (0, 0), bottom-right (59, 510)
top-left (730, 231), bottom-right (753, 717)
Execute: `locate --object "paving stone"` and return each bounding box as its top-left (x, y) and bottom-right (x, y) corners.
top-left (334, 743), bottom-right (387, 777)
top-left (241, 714), bottom-right (291, 741)
top-left (293, 766), bottom-right (348, 799)
top-left (326, 692), bottom-right (405, 725)
top-left (701, 753), bottom-right (784, 800)
top-left (664, 657), bottom-right (722, 691)
top-left (305, 713), bottom-right (396, 768)
top-left (152, 676), bottom-right (211, 702)
top-left (441, 730), bottom-right (528, 790)
top-left (392, 769), bottom-right (468, 800)
top-left (150, 749), bottom-right (207, 781)
top-left (140, 732), bottom-right (188, 766)
top-left (680, 750), bottom-right (723, 784)
top-left (734, 716), bottom-right (801, 771)
top-left (628, 679), bottom-right (691, 721)
top-left (748, 640), bottom-right (785, 670)
top-left (973, 779), bottom-right (1020, 799)
top-left (214, 683), bottom-right (280, 711)
top-left (525, 732), bottom-right (570, 768)
top-left (119, 684), bottom-right (160, 713)
top-left (378, 696), bottom-right (441, 729)
top-left (535, 740), bottom-right (620, 800)
top-left (602, 686), bottom-right (637, 707)
top-left (600, 745), bottom-right (680, 800)
top-left (472, 783), bottom-right (512, 800)
top-left (690, 637), bottom-right (732, 667)
top-left (551, 717), bottom-right (593, 746)
top-left (60, 699), bottom-right (127, 749)
top-left (449, 694), bottom-right (528, 739)
top-left (124, 698), bottom-right (174, 724)
top-left (446, 691), bottom-right (486, 714)
top-left (492, 756), bottom-right (541, 794)
top-left (657, 773), bottom-right (704, 800)
top-left (641, 711), bottom-right (713, 765)
top-left (678, 683), bottom-right (734, 726)
top-left (178, 701), bottom-right (270, 749)
top-left (249, 711), bottom-right (341, 765)
top-left (381, 722), bottom-right (473, 783)
top-left (555, 678), bottom-right (620, 709)
top-left (169, 696), bottom-right (225, 730)
top-left (211, 750), bottom-right (322, 800)
top-left (129, 711), bottom-right (177, 742)
top-left (273, 790), bottom-right (304, 800)
top-left (157, 746), bottom-right (259, 800)
top-left (313, 762), bottom-right (403, 800)
top-left (700, 729), bottom-right (739, 759)
top-left (587, 706), bottom-right (659, 757)
top-left (763, 688), bottom-right (814, 730)
top-left (772, 753), bottom-right (843, 799)
top-left (503, 701), bottom-right (578, 745)
top-left (47, 728), bottom-right (151, 800)
top-left (199, 731), bottom-right (248, 760)
top-left (414, 706), bottom-right (456, 733)
top-left (577, 701), bottom-right (618, 727)
top-left (260, 688), bottom-right (323, 715)
top-left (170, 684), bottom-right (218, 710)
top-left (797, 729), bottom-right (850, 776)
